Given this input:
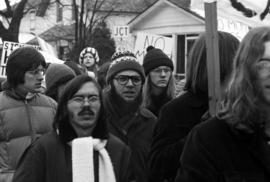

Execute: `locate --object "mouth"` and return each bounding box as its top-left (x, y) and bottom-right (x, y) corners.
top-left (265, 84), bottom-right (270, 89)
top-left (79, 112), bottom-right (94, 119)
top-left (158, 80), bottom-right (167, 83)
top-left (123, 91), bottom-right (136, 94)
top-left (35, 83), bottom-right (42, 87)
top-left (123, 91), bottom-right (137, 99)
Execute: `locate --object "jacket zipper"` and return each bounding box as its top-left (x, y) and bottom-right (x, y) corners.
top-left (24, 100), bottom-right (35, 142)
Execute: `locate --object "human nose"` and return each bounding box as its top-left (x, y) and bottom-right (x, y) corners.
top-left (160, 70), bottom-right (166, 76)
top-left (82, 97), bottom-right (91, 106)
top-left (126, 78), bottom-right (134, 86)
top-left (37, 74), bottom-right (44, 80)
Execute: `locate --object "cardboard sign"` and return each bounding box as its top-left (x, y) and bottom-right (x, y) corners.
top-left (113, 26), bottom-right (130, 38)
top-left (134, 32), bottom-right (172, 65)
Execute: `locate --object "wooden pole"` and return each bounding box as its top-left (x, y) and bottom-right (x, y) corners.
top-left (204, 1), bottom-right (221, 116)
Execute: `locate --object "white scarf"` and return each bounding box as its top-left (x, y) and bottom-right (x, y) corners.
top-left (71, 137), bottom-right (116, 182)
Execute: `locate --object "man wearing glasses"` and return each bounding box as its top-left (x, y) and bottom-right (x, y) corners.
top-left (0, 46), bottom-right (57, 182)
top-left (103, 51), bottom-right (156, 182)
top-left (13, 75), bottom-right (132, 182)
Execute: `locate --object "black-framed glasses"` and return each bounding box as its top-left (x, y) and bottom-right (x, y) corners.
top-left (258, 58), bottom-right (270, 63)
top-left (256, 58), bottom-right (270, 77)
top-left (114, 75), bottom-right (142, 86)
top-left (27, 68), bottom-right (46, 76)
top-left (256, 58), bottom-right (270, 69)
top-left (70, 94), bottom-right (100, 105)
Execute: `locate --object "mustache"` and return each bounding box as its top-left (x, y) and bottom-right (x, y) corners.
top-left (78, 106), bottom-right (95, 116)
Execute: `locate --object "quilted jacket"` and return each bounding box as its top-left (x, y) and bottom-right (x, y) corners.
top-left (0, 91), bottom-right (57, 182)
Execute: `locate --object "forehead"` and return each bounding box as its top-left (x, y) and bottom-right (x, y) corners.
top-left (83, 53), bottom-right (93, 57)
top-left (74, 82), bottom-right (99, 96)
top-left (154, 65), bottom-right (171, 69)
top-left (28, 64), bottom-right (44, 71)
top-left (115, 70), bottom-right (140, 77)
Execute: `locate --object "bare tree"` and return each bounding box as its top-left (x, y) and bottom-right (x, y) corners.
top-left (0, 0), bottom-right (28, 42)
top-left (0, 0), bottom-right (55, 42)
top-left (69, 0), bottom-right (115, 62)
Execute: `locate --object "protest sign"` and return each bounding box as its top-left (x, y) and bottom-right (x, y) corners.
top-left (134, 32), bottom-right (172, 65)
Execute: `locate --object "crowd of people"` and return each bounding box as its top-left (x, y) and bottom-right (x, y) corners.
top-left (0, 26), bottom-right (269, 182)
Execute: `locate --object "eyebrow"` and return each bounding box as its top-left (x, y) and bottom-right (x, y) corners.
top-left (259, 58), bottom-right (270, 61)
top-left (73, 93), bottom-right (99, 97)
top-left (116, 75), bottom-right (140, 77)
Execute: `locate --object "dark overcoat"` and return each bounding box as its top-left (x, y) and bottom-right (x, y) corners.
top-left (149, 91), bottom-right (208, 182)
top-left (12, 132), bottom-right (132, 182)
top-left (175, 117), bottom-right (270, 182)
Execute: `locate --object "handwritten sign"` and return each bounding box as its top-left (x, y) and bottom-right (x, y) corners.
top-left (217, 17), bottom-right (249, 40)
top-left (134, 32), bottom-right (172, 65)
top-left (113, 26), bottom-right (130, 38)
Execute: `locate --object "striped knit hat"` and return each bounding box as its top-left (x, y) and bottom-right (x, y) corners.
top-left (106, 51), bottom-right (145, 84)
top-left (79, 47), bottom-right (99, 64)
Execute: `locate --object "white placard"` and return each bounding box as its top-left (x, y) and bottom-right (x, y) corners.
top-left (133, 32), bottom-right (172, 65)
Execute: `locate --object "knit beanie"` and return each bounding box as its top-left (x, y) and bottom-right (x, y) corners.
top-left (106, 51), bottom-right (145, 84)
top-left (143, 47), bottom-right (174, 75)
top-left (79, 47), bottom-right (99, 64)
top-left (45, 63), bottom-right (76, 91)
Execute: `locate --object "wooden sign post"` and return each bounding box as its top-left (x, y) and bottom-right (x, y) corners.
top-left (204, 1), bottom-right (221, 116)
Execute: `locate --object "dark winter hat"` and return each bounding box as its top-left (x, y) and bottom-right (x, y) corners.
top-left (6, 46), bottom-right (46, 88)
top-left (45, 63), bottom-right (76, 92)
top-left (143, 47), bottom-right (174, 75)
top-left (106, 51), bottom-right (145, 84)
top-left (79, 47), bottom-right (99, 64)
top-left (64, 61), bottom-right (83, 75)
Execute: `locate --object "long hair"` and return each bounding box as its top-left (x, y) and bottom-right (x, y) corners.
top-left (6, 46), bottom-right (46, 89)
top-left (184, 31), bottom-right (240, 95)
top-left (53, 75), bottom-right (108, 142)
top-left (219, 27), bottom-right (270, 129)
top-left (141, 74), bottom-right (175, 109)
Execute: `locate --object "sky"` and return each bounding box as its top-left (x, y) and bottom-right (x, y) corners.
top-left (0, 0), bottom-right (20, 10)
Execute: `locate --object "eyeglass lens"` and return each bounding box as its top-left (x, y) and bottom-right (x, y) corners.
top-left (152, 67), bottom-right (171, 74)
top-left (115, 75), bottom-right (142, 85)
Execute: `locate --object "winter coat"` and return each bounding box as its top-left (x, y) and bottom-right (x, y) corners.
top-left (149, 91), bottom-right (208, 182)
top-left (108, 107), bottom-right (156, 182)
top-left (103, 89), bottom-right (157, 182)
top-left (12, 132), bottom-right (132, 182)
top-left (0, 91), bottom-right (57, 182)
top-left (175, 117), bottom-right (270, 182)
top-left (147, 92), bottom-right (172, 117)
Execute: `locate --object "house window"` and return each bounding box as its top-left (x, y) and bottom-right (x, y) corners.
top-left (185, 34), bottom-right (198, 73)
top-left (175, 34), bottom-right (198, 79)
top-left (56, 3), bottom-right (63, 22)
top-left (30, 9), bottom-right (36, 31)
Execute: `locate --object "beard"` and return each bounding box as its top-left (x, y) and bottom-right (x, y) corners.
top-left (105, 83), bottom-right (142, 117)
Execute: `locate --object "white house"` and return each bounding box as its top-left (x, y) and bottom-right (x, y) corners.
top-left (9, 0), bottom-right (155, 59)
